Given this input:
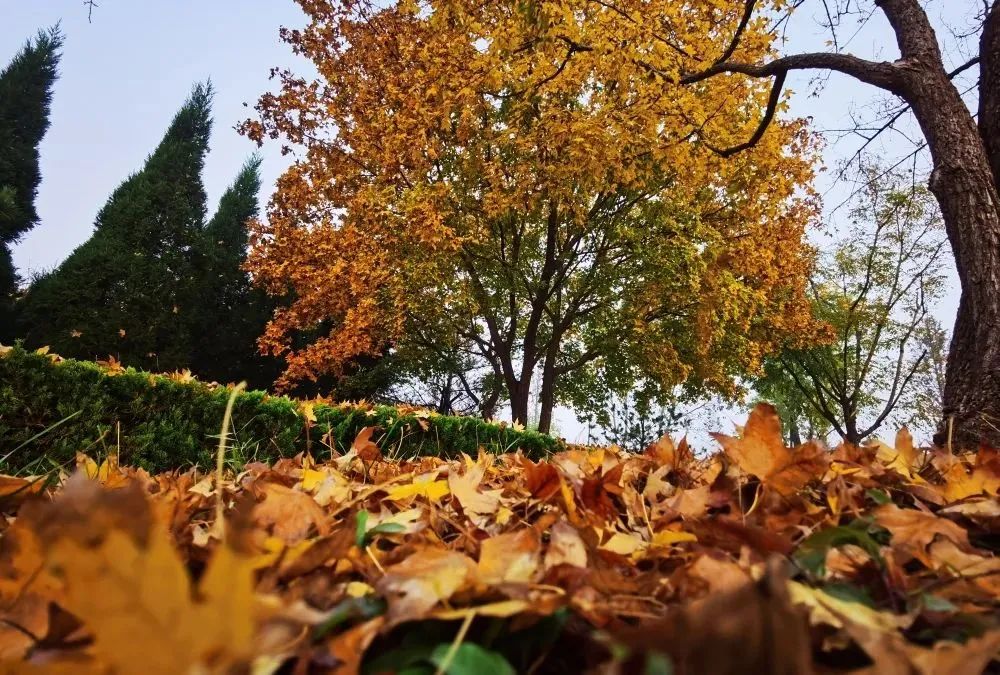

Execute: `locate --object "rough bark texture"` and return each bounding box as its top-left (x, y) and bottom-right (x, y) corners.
top-left (875, 1), bottom-right (1000, 448)
top-left (980, 2), bottom-right (1000, 188)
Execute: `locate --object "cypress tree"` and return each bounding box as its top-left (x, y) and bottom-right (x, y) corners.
top-left (0, 28), bottom-right (62, 339)
top-left (19, 84), bottom-right (212, 369)
top-left (190, 156), bottom-right (282, 387)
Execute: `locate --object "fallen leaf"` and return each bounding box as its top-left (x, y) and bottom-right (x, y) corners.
top-left (544, 520), bottom-right (587, 570)
top-left (478, 529), bottom-right (540, 584)
top-left (252, 482), bottom-right (331, 544)
top-left (712, 404), bottom-right (828, 496)
top-left (376, 548), bottom-right (477, 624)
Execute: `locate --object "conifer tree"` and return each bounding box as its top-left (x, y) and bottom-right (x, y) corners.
top-left (190, 156), bottom-right (281, 387)
top-left (0, 28), bottom-right (62, 339)
top-left (19, 84), bottom-right (212, 369)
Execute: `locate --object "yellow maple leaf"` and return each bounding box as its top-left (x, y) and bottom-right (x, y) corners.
top-left (712, 403), bottom-right (829, 496)
top-left (384, 474), bottom-right (450, 502)
top-left (38, 488), bottom-right (257, 674)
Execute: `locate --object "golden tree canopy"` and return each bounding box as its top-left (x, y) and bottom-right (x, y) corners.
top-left (242, 0), bottom-right (822, 409)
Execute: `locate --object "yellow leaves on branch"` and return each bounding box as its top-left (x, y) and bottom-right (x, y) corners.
top-left (241, 0), bottom-right (823, 391)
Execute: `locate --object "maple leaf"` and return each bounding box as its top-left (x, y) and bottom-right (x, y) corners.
top-left (874, 503), bottom-right (970, 566)
top-left (351, 426), bottom-right (382, 463)
top-left (712, 403), bottom-right (829, 496)
top-left (478, 529), bottom-right (540, 584)
top-left (252, 482), bottom-right (331, 544)
top-left (376, 547), bottom-right (477, 625)
top-left (448, 454), bottom-right (501, 521)
top-left (21, 479), bottom-right (258, 674)
top-left (543, 520), bottom-right (588, 570)
top-left (384, 473), bottom-right (450, 503)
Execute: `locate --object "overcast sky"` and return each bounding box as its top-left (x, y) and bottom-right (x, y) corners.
top-left (1, 0), bottom-right (983, 442)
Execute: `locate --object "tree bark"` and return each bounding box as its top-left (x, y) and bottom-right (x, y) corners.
top-left (876, 2), bottom-right (1000, 447)
top-left (537, 343), bottom-right (559, 434)
top-left (509, 380), bottom-right (531, 428)
top-left (979, 2), bottom-right (1000, 188)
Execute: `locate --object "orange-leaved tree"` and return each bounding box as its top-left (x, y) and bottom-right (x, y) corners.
top-left (241, 0), bottom-right (824, 432)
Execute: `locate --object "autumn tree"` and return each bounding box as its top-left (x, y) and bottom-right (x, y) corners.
top-left (243, 0), bottom-right (822, 431)
top-left (467, 0), bottom-right (1000, 446)
top-left (0, 28), bottom-right (62, 341)
top-left (763, 169), bottom-right (948, 445)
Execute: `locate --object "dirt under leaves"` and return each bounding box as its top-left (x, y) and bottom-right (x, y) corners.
top-left (0, 403), bottom-right (998, 674)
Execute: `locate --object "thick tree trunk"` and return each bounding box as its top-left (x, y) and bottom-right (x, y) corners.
top-left (876, 0), bottom-right (1000, 448)
top-left (979, 2), bottom-right (1000, 188)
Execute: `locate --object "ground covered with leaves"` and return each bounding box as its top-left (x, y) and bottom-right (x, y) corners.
top-left (0, 404), bottom-right (998, 674)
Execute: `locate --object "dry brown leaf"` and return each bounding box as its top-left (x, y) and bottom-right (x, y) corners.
top-left (874, 503), bottom-right (970, 566)
top-left (543, 519), bottom-right (587, 570)
top-left (712, 403), bottom-right (828, 496)
top-left (252, 482), bottom-right (331, 544)
top-left (376, 547), bottom-right (477, 624)
top-left (478, 529), bottom-right (541, 584)
top-left (31, 482), bottom-right (258, 675)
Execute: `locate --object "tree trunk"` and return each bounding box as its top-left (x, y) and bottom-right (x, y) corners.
top-left (537, 363), bottom-right (556, 435)
top-left (787, 417), bottom-right (802, 447)
top-left (903, 72), bottom-right (1000, 449)
top-left (877, 0), bottom-right (1000, 448)
top-left (509, 380), bottom-right (530, 428)
top-left (436, 375), bottom-right (453, 415)
top-left (844, 414), bottom-right (862, 446)
top-left (979, 2), bottom-right (1000, 189)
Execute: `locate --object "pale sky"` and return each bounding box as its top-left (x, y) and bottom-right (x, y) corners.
top-left (1, 0), bottom-right (983, 443)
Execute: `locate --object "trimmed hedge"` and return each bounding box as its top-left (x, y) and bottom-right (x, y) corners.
top-left (0, 345), bottom-right (560, 473)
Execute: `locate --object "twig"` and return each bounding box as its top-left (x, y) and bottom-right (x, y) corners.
top-left (434, 611), bottom-right (475, 675)
top-left (215, 382), bottom-right (247, 538)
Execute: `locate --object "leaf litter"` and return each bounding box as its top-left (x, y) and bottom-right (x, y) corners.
top-left (0, 403), bottom-right (997, 673)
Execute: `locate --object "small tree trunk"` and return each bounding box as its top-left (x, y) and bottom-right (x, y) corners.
top-left (787, 418), bottom-right (802, 447)
top-left (509, 380), bottom-right (530, 428)
top-left (537, 367), bottom-right (556, 435)
top-left (436, 375), bottom-right (453, 415)
top-left (480, 384), bottom-right (501, 421)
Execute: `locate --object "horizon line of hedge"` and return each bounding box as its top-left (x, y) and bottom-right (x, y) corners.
top-left (0, 344), bottom-right (561, 473)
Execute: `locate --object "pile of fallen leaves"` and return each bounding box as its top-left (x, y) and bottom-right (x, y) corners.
top-left (0, 403), bottom-right (998, 674)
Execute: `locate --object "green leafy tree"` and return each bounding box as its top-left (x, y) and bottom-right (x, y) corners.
top-left (0, 27), bottom-right (62, 339)
top-left (764, 167), bottom-right (948, 445)
top-left (906, 316), bottom-right (949, 440)
top-left (755, 361), bottom-right (832, 446)
top-left (19, 84), bottom-right (212, 370)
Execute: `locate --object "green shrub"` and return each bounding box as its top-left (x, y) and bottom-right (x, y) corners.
top-left (0, 345), bottom-right (559, 473)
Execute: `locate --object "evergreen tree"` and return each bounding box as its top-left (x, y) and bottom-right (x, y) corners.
top-left (0, 28), bottom-right (62, 339)
top-left (19, 84), bottom-right (212, 369)
top-left (190, 156), bottom-right (281, 387)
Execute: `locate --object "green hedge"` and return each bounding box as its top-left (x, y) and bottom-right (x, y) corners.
top-left (0, 345), bottom-right (559, 473)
